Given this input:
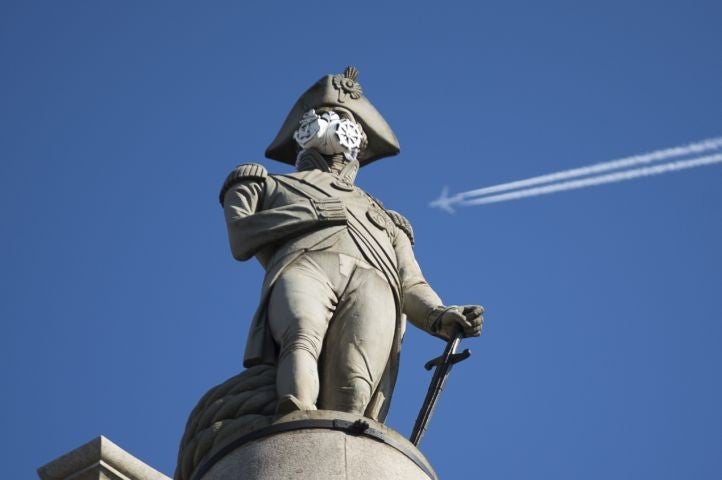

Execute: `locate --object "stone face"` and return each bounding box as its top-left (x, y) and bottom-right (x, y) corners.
top-left (37, 436), bottom-right (171, 480)
top-left (194, 410), bottom-right (437, 480)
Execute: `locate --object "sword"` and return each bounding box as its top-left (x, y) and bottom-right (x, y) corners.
top-left (410, 327), bottom-right (472, 446)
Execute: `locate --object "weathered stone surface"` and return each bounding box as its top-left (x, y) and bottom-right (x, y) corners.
top-left (38, 436), bottom-right (170, 480)
top-left (195, 410), bottom-right (437, 480)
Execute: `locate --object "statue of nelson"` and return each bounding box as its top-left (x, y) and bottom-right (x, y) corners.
top-left (220, 67), bottom-right (483, 422)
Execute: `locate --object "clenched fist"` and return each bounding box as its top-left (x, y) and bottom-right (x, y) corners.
top-left (430, 305), bottom-right (484, 341)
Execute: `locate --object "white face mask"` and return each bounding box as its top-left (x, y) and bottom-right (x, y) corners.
top-left (293, 109), bottom-right (365, 160)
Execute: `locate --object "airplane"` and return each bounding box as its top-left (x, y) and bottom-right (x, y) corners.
top-left (429, 186), bottom-right (459, 214)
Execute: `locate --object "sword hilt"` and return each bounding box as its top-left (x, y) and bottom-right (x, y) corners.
top-left (424, 348), bottom-right (471, 371)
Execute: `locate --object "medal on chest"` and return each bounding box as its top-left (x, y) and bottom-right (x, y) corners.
top-left (366, 202), bottom-right (388, 230)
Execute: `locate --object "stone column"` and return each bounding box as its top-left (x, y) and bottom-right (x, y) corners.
top-left (190, 410), bottom-right (437, 480)
top-left (37, 436), bottom-right (171, 480)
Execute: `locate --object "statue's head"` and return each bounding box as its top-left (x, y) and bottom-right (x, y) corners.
top-left (265, 66), bottom-right (400, 168)
top-left (292, 107), bottom-right (367, 163)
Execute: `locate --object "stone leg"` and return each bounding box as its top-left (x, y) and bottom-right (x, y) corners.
top-left (319, 264), bottom-right (396, 414)
top-left (268, 255), bottom-right (336, 410)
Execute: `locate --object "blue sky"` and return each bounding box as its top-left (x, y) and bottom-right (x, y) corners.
top-left (2, 1), bottom-right (721, 478)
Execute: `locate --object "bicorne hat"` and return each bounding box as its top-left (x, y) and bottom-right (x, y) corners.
top-left (265, 66), bottom-right (400, 166)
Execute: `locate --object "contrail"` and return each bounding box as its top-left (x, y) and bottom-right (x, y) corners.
top-left (461, 152), bottom-right (722, 206)
top-left (457, 136), bottom-right (722, 200)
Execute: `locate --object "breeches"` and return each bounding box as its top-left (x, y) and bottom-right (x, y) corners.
top-left (268, 250), bottom-right (396, 413)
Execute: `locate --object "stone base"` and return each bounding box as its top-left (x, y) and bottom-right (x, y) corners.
top-left (193, 411), bottom-right (437, 480)
top-left (37, 436), bottom-right (170, 480)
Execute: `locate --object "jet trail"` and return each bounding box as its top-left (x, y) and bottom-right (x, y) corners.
top-left (457, 136), bottom-right (722, 200)
top-left (462, 153), bottom-right (722, 206)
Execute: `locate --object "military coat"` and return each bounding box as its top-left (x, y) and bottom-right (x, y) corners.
top-left (221, 160), bottom-right (443, 420)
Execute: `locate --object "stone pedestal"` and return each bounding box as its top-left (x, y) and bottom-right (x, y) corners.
top-left (192, 411), bottom-right (437, 480)
top-left (37, 436), bottom-right (171, 480)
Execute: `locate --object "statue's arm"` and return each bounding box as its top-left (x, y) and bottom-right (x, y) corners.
top-left (392, 215), bottom-right (484, 340)
top-left (222, 171), bottom-right (346, 261)
top-left (394, 231), bottom-right (444, 333)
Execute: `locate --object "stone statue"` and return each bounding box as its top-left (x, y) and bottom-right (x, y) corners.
top-left (219, 66), bottom-right (483, 423)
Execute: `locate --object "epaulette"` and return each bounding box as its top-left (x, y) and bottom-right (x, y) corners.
top-left (386, 210), bottom-right (415, 245)
top-left (219, 163), bottom-right (268, 206)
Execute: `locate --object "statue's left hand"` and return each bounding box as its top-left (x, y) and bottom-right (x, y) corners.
top-left (431, 305), bottom-right (484, 340)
